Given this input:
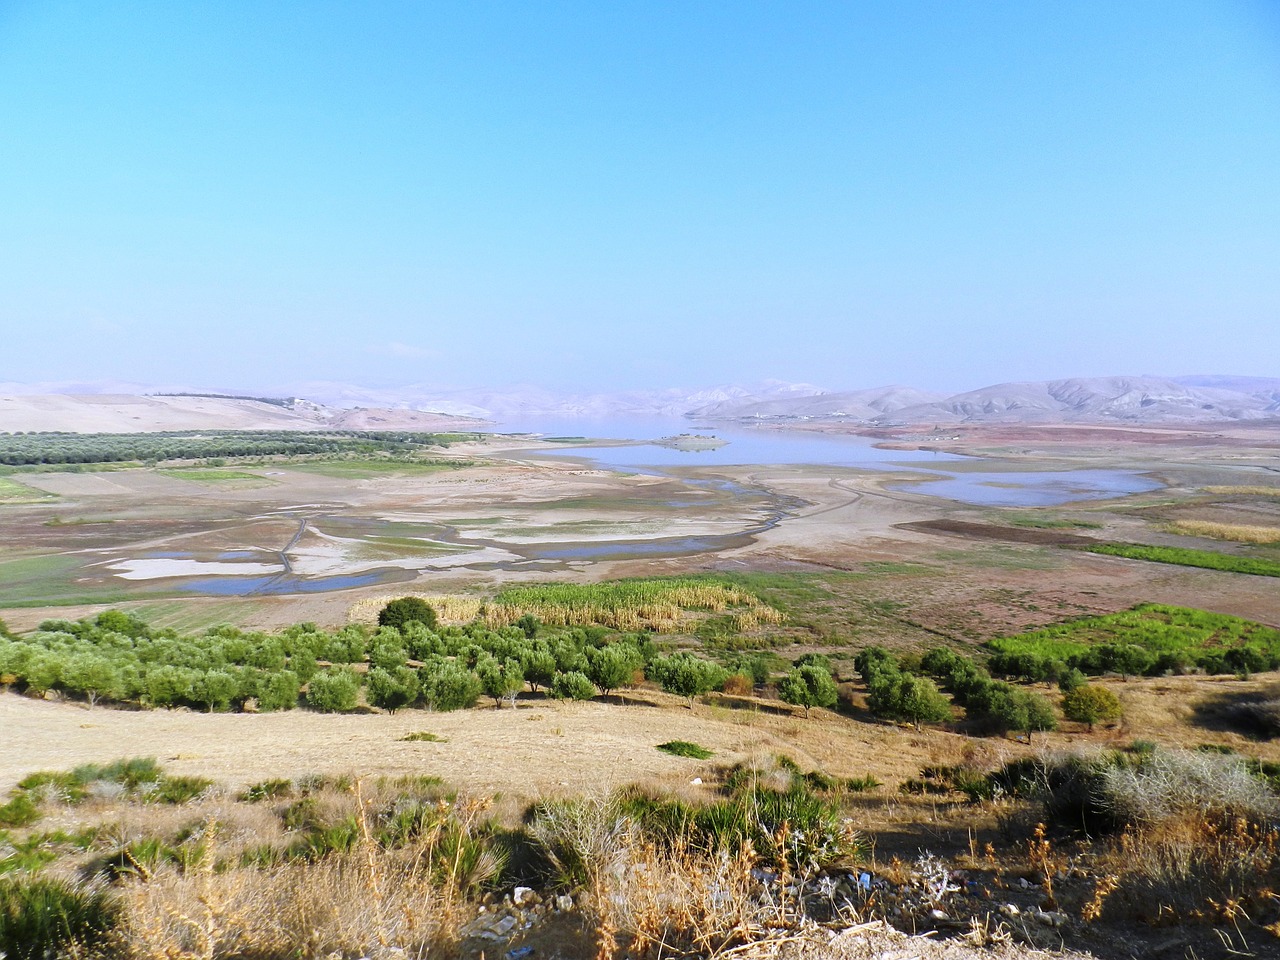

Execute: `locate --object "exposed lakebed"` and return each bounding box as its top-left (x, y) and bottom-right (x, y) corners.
top-left (89, 418), bottom-right (1163, 598)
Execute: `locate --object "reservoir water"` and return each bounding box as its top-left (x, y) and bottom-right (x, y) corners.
top-left (491, 416), bottom-right (1163, 508)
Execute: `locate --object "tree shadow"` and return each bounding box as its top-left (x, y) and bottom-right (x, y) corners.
top-left (1189, 682), bottom-right (1280, 740)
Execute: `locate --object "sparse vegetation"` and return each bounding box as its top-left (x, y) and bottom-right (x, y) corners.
top-left (399, 731), bottom-right (447, 743)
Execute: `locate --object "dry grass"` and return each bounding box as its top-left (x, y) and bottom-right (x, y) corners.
top-left (1102, 813), bottom-right (1280, 926)
top-left (114, 781), bottom-right (489, 960)
top-left (347, 584), bottom-right (787, 634)
top-left (527, 794), bottom-right (807, 960)
top-left (1202, 486), bottom-right (1280, 498)
top-left (347, 594), bottom-right (483, 626)
top-left (1167, 519), bottom-right (1280, 544)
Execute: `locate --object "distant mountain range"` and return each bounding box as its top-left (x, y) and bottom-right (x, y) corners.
top-left (0, 375), bottom-right (1277, 433)
top-left (295, 375), bottom-right (1280, 426)
top-left (689, 376), bottom-right (1280, 426)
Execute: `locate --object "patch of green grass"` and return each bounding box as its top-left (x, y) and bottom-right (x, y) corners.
top-left (0, 477), bottom-right (53, 502)
top-left (1085, 542), bottom-right (1280, 577)
top-left (128, 599), bottom-right (269, 633)
top-left (656, 740), bottom-right (714, 759)
top-left (0, 555), bottom-right (95, 607)
top-left (286, 458), bottom-right (472, 479)
top-left (986, 603), bottom-right (1280, 664)
top-left (1004, 516), bottom-right (1102, 529)
top-left (0, 552), bottom-right (151, 608)
top-left (399, 732), bottom-right (447, 743)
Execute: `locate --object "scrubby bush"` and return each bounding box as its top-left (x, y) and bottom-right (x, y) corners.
top-left (721, 673), bottom-right (754, 696)
top-left (1062, 684), bottom-right (1123, 730)
top-left (1099, 749), bottom-right (1278, 826)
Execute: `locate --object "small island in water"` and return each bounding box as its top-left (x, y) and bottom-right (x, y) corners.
top-left (652, 433), bottom-right (728, 452)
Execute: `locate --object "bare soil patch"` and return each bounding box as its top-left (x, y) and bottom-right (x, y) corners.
top-left (897, 519), bottom-right (1098, 546)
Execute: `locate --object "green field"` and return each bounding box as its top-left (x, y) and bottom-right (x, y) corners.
top-left (285, 458), bottom-right (473, 479)
top-left (0, 477), bottom-right (53, 502)
top-left (986, 604), bottom-right (1280, 672)
top-left (0, 554), bottom-right (140, 607)
top-left (1085, 542), bottom-right (1280, 577)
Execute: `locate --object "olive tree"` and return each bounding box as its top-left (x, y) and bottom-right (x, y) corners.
top-left (649, 653), bottom-right (727, 708)
top-left (778, 665), bottom-right (839, 718)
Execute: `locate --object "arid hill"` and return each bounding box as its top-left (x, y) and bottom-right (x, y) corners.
top-left (0, 393), bottom-right (488, 433)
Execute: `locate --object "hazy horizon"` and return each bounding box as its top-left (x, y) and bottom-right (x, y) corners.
top-left (3, 2), bottom-right (1278, 394)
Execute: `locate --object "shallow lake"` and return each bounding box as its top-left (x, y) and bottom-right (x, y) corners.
top-left (493, 416), bottom-right (1162, 508)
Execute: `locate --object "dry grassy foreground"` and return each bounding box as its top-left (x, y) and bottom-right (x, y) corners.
top-left (0, 689), bottom-right (962, 801)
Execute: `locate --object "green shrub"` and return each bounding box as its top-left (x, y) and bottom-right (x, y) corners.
top-left (867, 672), bottom-right (952, 729)
top-left (845, 775), bottom-right (882, 792)
top-left (649, 653), bottom-right (727, 707)
top-left (400, 731), bottom-right (447, 743)
top-left (585, 644), bottom-right (643, 699)
top-left (378, 597), bottom-right (439, 631)
top-left (476, 656), bottom-right (524, 708)
top-left (656, 741), bottom-right (714, 760)
top-left (257, 670), bottom-right (300, 711)
top-left (240, 778), bottom-right (293, 802)
top-left (0, 794), bottom-right (40, 828)
top-left (0, 877), bottom-right (120, 960)
top-left (147, 776), bottom-right (213, 805)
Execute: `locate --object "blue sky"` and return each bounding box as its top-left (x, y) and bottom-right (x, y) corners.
top-left (2, 1), bottom-right (1277, 394)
